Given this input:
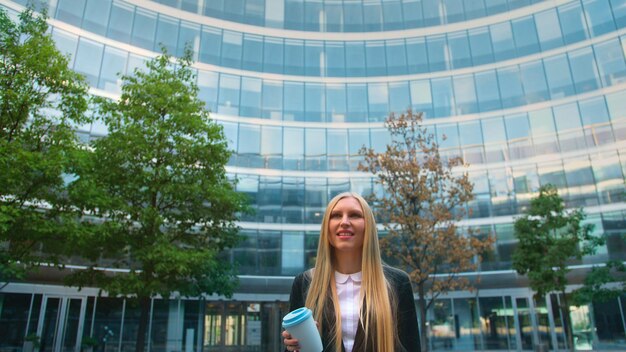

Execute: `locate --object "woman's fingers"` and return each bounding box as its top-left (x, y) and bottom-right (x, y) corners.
top-left (282, 330), bottom-right (300, 351)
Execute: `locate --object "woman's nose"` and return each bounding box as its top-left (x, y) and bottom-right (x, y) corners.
top-left (340, 215), bottom-right (350, 225)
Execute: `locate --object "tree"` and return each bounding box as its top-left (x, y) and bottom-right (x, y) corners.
top-left (512, 184), bottom-right (601, 351)
top-left (66, 49), bottom-right (247, 352)
top-left (358, 110), bottom-right (493, 352)
top-left (0, 8), bottom-right (89, 283)
top-left (571, 260), bottom-right (626, 306)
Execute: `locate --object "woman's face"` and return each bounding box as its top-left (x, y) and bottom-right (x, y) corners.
top-left (327, 197), bottom-right (365, 254)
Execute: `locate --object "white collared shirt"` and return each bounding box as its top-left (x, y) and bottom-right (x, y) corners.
top-left (335, 271), bottom-right (362, 352)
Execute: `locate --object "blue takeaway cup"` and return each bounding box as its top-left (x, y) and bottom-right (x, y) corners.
top-left (282, 307), bottom-right (323, 352)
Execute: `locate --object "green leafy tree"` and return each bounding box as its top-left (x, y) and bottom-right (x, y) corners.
top-left (67, 49), bottom-right (247, 352)
top-left (512, 184), bottom-right (601, 351)
top-left (358, 110), bottom-right (493, 352)
top-left (571, 259), bottom-right (626, 306)
top-left (0, 8), bottom-right (89, 283)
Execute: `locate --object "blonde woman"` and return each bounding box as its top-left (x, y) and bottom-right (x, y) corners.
top-left (282, 192), bottom-right (420, 352)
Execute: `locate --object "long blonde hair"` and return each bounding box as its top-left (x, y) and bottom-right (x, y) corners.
top-left (304, 192), bottom-right (396, 352)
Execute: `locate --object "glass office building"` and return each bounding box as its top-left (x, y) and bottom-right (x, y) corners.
top-left (2, 0), bottom-right (626, 350)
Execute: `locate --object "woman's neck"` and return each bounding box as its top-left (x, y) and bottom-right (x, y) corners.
top-left (334, 251), bottom-right (362, 274)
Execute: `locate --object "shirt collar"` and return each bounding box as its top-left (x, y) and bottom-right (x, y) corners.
top-left (335, 271), bottom-right (362, 284)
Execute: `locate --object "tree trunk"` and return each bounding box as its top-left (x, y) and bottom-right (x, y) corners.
top-left (560, 291), bottom-right (575, 352)
top-left (418, 284), bottom-right (429, 352)
top-left (135, 297), bottom-right (151, 352)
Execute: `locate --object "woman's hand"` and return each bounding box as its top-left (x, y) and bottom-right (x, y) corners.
top-left (282, 330), bottom-right (300, 352)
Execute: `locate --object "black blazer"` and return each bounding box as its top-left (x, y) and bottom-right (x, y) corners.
top-left (287, 265), bottom-right (420, 352)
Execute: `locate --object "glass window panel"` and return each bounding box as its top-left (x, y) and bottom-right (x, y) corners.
top-left (261, 125), bottom-right (282, 168)
top-left (437, 123), bottom-right (460, 148)
top-left (221, 31), bottom-right (243, 68)
top-left (606, 90), bottom-right (626, 121)
top-left (98, 46), bottom-right (126, 93)
top-left (363, 0), bottom-right (383, 31)
top-left (464, 0), bottom-right (486, 19)
top-left (284, 0), bottom-right (304, 29)
top-left (406, 37), bottom-right (429, 73)
top-left (544, 54), bottom-right (575, 99)
top-left (563, 156), bottom-right (597, 206)
top-left (432, 77), bottom-right (455, 118)
top-left (240, 77), bottom-right (262, 117)
top-left (326, 84), bottom-right (347, 122)
top-left (283, 127), bottom-right (304, 156)
top-left (611, 0), bottom-right (626, 28)
top-left (55, 0), bottom-right (85, 27)
top-left (177, 21), bottom-right (200, 59)
top-left (327, 129), bottom-right (348, 155)
top-left (305, 83), bottom-right (325, 122)
top-left (371, 128), bottom-right (391, 153)
top-left (568, 47), bottom-right (601, 93)
top-left (326, 42), bottom-right (346, 77)
top-left (346, 84), bottom-right (369, 122)
top-left (389, 82), bottom-right (410, 115)
top-left (197, 71), bottom-right (219, 112)
top-left (82, 0), bottom-right (111, 35)
top-left (469, 27), bottom-right (494, 65)
top-left (385, 40), bottom-right (408, 75)
top-left (422, 0), bottom-right (441, 26)
top-left (263, 37), bottom-right (283, 73)
top-left (242, 34), bottom-right (263, 71)
top-left (131, 8), bottom-right (157, 50)
top-left (485, 0), bottom-right (507, 15)
top-left (592, 152), bottom-right (625, 204)
top-left (238, 124), bottom-right (260, 155)
top-left (345, 42), bottom-right (366, 76)
top-left (520, 61), bottom-right (549, 104)
top-left (554, 103), bottom-right (587, 151)
top-left (107, 1), bottom-right (134, 43)
top-left (258, 231), bottom-right (281, 273)
top-left (410, 80), bottom-right (433, 119)
top-left (349, 129), bottom-right (370, 155)
top-left (479, 297), bottom-right (510, 349)
top-left (344, 1), bottom-right (364, 31)
top-left (218, 74), bottom-right (240, 115)
top-left (74, 38), bottom-right (104, 86)
top-left (448, 31), bottom-right (472, 69)
top-left (475, 70), bottom-right (501, 112)
top-left (444, 0), bottom-right (465, 23)
top-left (367, 83), bottom-right (389, 121)
top-left (284, 39), bottom-right (304, 75)
top-left (305, 128), bottom-right (326, 170)
top-left (453, 74), bottom-right (478, 114)
top-left (223, 0), bottom-right (245, 22)
top-left (199, 27), bottom-right (222, 65)
top-left (305, 41), bottom-right (323, 76)
top-left (366, 41), bottom-right (387, 76)
top-left (284, 82), bottom-right (304, 121)
top-left (244, 0), bottom-right (265, 26)
top-left (283, 127), bottom-right (304, 170)
top-left (219, 121), bottom-right (238, 153)
top-left (579, 97), bottom-right (610, 126)
top-left (304, 1), bottom-right (322, 31)
top-left (51, 29), bottom-right (78, 68)
top-left (382, 0), bottom-right (403, 30)
top-left (535, 9), bottom-right (564, 50)
top-left (482, 117), bottom-right (507, 143)
top-left (181, 0), bottom-right (198, 12)
top-left (583, 0), bottom-right (616, 36)
top-left (529, 108), bottom-right (556, 135)
top-left (512, 16), bottom-right (540, 56)
top-left (155, 15), bottom-right (179, 54)
top-left (325, 2), bottom-right (343, 32)
top-left (490, 22), bottom-right (516, 61)
top-left (282, 232), bottom-right (304, 274)
top-left (505, 113), bottom-right (530, 140)
top-left (497, 66), bottom-right (524, 108)
top-left (595, 39), bottom-right (626, 87)
top-left (558, 2), bottom-right (589, 44)
top-left (427, 35), bottom-right (448, 71)
top-left (261, 80), bottom-right (283, 120)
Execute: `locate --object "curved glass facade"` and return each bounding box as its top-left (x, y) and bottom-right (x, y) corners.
top-left (3, 0), bottom-right (626, 350)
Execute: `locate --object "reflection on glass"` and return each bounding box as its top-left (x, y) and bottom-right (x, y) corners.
top-left (453, 298), bottom-right (481, 350)
top-left (516, 297), bottom-right (534, 349)
top-left (479, 297), bottom-right (509, 349)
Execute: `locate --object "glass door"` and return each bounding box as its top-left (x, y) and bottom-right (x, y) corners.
top-left (36, 296), bottom-right (86, 352)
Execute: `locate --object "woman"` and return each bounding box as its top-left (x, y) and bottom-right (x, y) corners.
top-left (282, 192), bottom-right (419, 352)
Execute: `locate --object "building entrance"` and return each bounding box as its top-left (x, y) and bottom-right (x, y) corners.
top-left (37, 296), bottom-right (86, 352)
